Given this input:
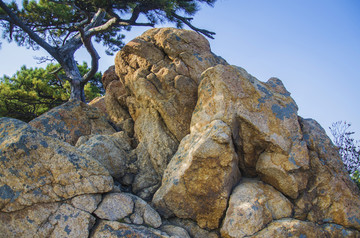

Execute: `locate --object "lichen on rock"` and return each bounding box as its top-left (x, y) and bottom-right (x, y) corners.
top-left (0, 117), bottom-right (113, 213)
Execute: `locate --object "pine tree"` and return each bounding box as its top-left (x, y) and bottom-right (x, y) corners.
top-left (0, 62), bottom-right (103, 122)
top-left (0, 0), bottom-right (216, 101)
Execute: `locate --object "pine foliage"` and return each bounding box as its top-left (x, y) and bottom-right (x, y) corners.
top-left (0, 62), bottom-right (103, 122)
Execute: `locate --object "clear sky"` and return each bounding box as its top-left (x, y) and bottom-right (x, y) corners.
top-left (1, 0), bottom-right (360, 141)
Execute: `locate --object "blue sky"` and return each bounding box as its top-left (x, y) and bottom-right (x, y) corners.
top-left (1, 0), bottom-right (360, 140)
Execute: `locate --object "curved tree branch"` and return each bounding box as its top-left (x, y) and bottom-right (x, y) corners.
top-left (61, 8), bottom-right (106, 55)
top-left (0, 0), bottom-right (61, 61)
top-left (78, 27), bottom-right (99, 84)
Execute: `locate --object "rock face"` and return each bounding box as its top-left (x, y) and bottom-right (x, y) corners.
top-left (76, 132), bottom-right (135, 180)
top-left (153, 120), bottom-right (240, 229)
top-left (191, 65), bottom-right (310, 199)
top-left (295, 118), bottom-right (360, 230)
top-left (0, 118), bottom-right (113, 212)
top-left (110, 27), bottom-right (227, 199)
top-left (1, 27), bottom-right (360, 238)
top-left (29, 100), bottom-right (115, 145)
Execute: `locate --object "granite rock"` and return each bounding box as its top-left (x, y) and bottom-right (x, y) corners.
top-left (0, 117), bottom-right (113, 212)
top-left (29, 100), bottom-right (115, 145)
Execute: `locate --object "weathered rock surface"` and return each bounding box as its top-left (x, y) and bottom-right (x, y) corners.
top-left (221, 178), bottom-right (293, 238)
top-left (0, 202), bottom-right (61, 237)
top-left (94, 192), bottom-right (162, 228)
top-left (91, 220), bottom-right (169, 238)
top-left (251, 218), bottom-right (360, 237)
top-left (29, 100), bottom-right (115, 145)
top-left (0, 202), bottom-right (96, 238)
top-left (2, 27), bottom-right (360, 238)
top-left (102, 65), bottom-right (119, 91)
top-left (191, 64), bottom-right (309, 199)
top-left (89, 96), bottom-right (107, 115)
top-left (153, 120), bottom-right (240, 229)
top-left (111, 27), bottom-right (227, 199)
top-left (70, 194), bottom-right (102, 213)
top-left (105, 78), bottom-right (132, 127)
top-left (47, 203), bottom-right (96, 238)
top-left (295, 118), bottom-right (360, 230)
top-left (114, 27), bottom-right (227, 141)
top-left (168, 218), bottom-right (219, 238)
top-left (94, 193), bottom-right (134, 221)
top-left (0, 117), bottom-right (113, 212)
top-left (160, 225), bottom-right (191, 238)
top-left (76, 131), bottom-right (135, 180)
top-left (129, 193), bottom-right (162, 228)
top-left (322, 223), bottom-right (360, 237)
top-left (251, 218), bottom-right (326, 237)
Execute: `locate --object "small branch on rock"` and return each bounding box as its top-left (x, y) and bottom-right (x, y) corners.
top-left (171, 11), bottom-right (215, 39)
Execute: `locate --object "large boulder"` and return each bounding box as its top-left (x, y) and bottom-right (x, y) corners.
top-left (0, 117), bottom-right (113, 212)
top-left (94, 192), bottom-right (162, 228)
top-left (114, 27), bottom-right (227, 141)
top-left (111, 27), bottom-right (227, 199)
top-left (29, 100), bottom-right (116, 145)
top-left (153, 120), bottom-right (240, 229)
top-left (191, 65), bottom-right (309, 199)
top-left (220, 178), bottom-right (293, 238)
top-left (76, 132), bottom-right (135, 180)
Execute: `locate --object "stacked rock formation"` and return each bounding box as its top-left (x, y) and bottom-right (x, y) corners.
top-left (1, 27), bottom-right (359, 237)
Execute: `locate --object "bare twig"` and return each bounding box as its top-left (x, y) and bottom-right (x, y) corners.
top-left (33, 56), bottom-right (56, 64)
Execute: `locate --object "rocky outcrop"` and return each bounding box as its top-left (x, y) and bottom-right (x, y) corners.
top-left (109, 27), bottom-right (227, 199)
top-left (1, 27), bottom-right (360, 237)
top-left (29, 100), bottom-right (115, 145)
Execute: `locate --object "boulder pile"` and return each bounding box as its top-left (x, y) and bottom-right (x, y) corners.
top-left (1, 27), bottom-right (359, 237)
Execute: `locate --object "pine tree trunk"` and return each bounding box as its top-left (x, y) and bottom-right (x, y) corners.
top-left (70, 79), bottom-right (86, 102)
top-left (61, 54), bottom-right (86, 102)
